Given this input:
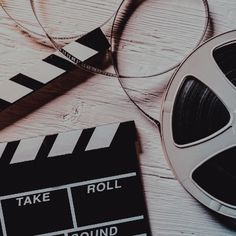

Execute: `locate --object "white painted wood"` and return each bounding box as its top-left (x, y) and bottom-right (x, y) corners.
top-left (0, 0), bottom-right (236, 235)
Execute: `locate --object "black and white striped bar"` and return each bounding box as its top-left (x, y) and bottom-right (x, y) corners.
top-left (0, 121), bottom-right (151, 236)
top-left (5, 121), bottom-right (121, 165)
top-left (0, 28), bottom-right (110, 112)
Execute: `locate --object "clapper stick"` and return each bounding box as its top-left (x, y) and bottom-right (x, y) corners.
top-left (0, 28), bottom-right (110, 112)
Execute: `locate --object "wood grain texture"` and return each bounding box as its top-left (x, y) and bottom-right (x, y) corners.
top-left (0, 0), bottom-right (236, 235)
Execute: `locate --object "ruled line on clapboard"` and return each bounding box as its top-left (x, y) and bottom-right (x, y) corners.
top-left (66, 187), bottom-right (77, 229)
top-left (35, 215), bottom-right (145, 236)
top-left (0, 202), bottom-right (7, 236)
top-left (0, 172), bottom-right (137, 201)
top-left (133, 234), bottom-right (148, 236)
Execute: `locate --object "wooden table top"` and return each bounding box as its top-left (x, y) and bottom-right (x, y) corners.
top-left (0, 0), bottom-right (236, 235)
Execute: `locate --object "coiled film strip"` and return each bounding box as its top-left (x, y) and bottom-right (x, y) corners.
top-left (29, 0), bottom-right (210, 78)
top-left (0, 121), bottom-right (151, 236)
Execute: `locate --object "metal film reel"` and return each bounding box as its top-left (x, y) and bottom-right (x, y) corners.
top-left (161, 30), bottom-right (236, 218)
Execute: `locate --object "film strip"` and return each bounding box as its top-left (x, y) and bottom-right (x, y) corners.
top-left (0, 27), bottom-right (110, 112)
top-left (0, 121), bottom-right (151, 236)
top-left (29, 0), bottom-right (210, 78)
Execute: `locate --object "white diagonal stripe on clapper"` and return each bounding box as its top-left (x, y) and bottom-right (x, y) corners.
top-left (48, 130), bottom-right (83, 157)
top-left (10, 136), bottom-right (45, 164)
top-left (22, 61), bottom-right (65, 84)
top-left (63, 42), bottom-right (98, 62)
top-left (0, 79), bottom-right (32, 103)
top-left (86, 123), bottom-right (120, 151)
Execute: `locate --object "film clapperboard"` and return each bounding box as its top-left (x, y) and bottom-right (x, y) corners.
top-left (0, 121), bottom-right (151, 236)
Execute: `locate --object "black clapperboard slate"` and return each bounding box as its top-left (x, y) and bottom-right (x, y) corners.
top-left (0, 121), bottom-right (151, 236)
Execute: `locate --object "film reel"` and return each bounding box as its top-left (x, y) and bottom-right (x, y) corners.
top-left (161, 30), bottom-right (236, 218)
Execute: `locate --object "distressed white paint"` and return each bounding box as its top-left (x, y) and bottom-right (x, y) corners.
top-left (0, 0), bottom-right (236, 235)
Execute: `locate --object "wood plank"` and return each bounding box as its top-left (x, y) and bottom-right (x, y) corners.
top-left (0, 0), bottom-right (236, 235)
